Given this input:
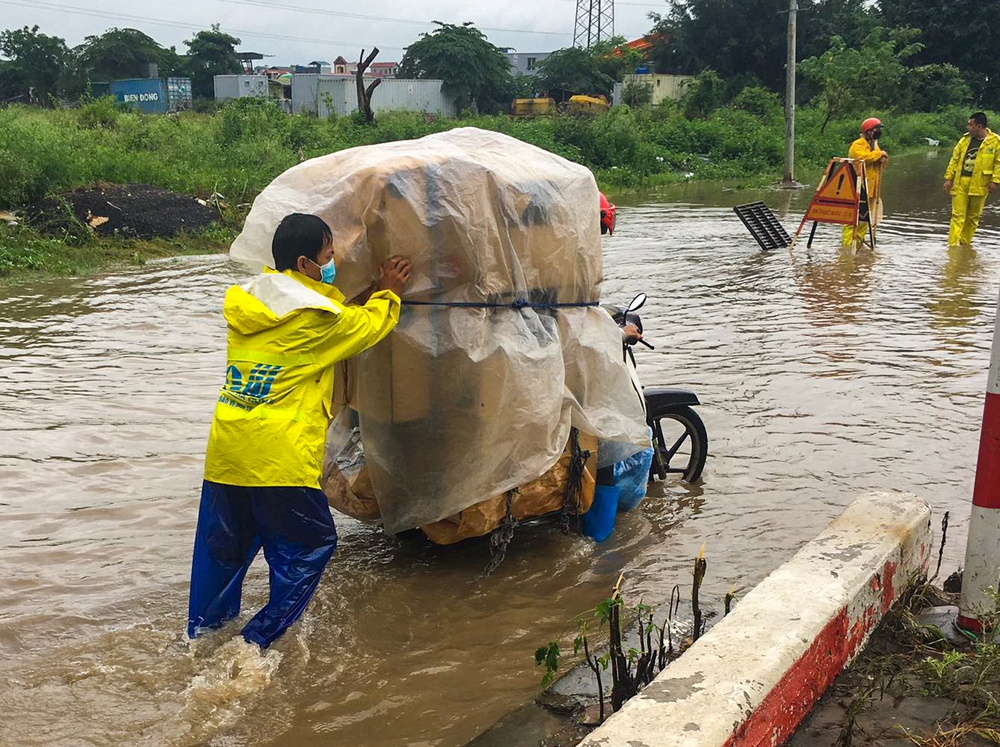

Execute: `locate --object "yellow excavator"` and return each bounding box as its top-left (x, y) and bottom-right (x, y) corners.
top-left (510, 97), bottom-right (557, 117)
top-left (566, 94), bottom-right (610, 115)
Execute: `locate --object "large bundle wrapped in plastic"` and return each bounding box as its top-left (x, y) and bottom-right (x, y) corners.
top-left (230, 128), bottom-right (648, 534)
top-left (321, 421), bottom-right (600, 544)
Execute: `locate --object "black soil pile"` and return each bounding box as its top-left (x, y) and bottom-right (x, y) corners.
top-left (30, 184), bottom-right (218, 240)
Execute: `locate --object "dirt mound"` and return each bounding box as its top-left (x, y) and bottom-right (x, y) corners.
top-left (30, 184), bottom-right (219, 240)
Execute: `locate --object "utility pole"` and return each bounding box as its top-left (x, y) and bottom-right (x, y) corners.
top-left (959, 288), bottom-right (1000, 633)
top-left (782, 0), bottom-right (799, 187)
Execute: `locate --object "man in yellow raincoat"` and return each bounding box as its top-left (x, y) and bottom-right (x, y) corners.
top-left (843, 117), bottom-right (889, 248)
top-left (944, 112), bottom-right (999, 246)
top-left (188, 213), bottom-right (411, 648)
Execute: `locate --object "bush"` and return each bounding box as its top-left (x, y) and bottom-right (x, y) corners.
top-left (907, 64), bottom-right (973, 112)
top-left (77, 96), bottom-right (120, 129)
top-left (622, 79), bottom-right (653, 107)
top-left (217, 97), bottom-right (288, 146)
top-left (681, 70), bottom-right (727, 119)
top-left (0, 98), bottom-right (985, 213)
top-left (732, 86), bottom-right (784, 122)
top-left (0, 107), bottom-right (77, 205)
top-left (193, 99), bottom-right (223, 115)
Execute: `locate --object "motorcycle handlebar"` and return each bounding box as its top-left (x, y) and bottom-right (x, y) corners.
top-left (625, 336), bottom-right (655, 350)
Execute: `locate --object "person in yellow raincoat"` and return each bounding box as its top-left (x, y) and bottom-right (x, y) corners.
top-left (944, 112), bottom-right (999, 246)
top-left (188, 213), bottom-right (411, 649)
top-left (843, 117), bottom-right (889, 248)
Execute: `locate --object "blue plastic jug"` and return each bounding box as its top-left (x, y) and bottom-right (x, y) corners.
top-left (582, 484), bottom-right (620, 543)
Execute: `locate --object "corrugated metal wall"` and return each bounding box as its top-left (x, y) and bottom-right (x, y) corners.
top-left (291, 74), bottom-right (321, 115)
top-left (166, 77), bottom-right (193, 111)
top-left (620, 74), bottom-right (693, 106)
top-left (294, 77), bottom-right (456, 118)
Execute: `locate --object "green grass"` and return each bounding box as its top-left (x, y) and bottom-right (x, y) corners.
top-left (2, 98), bottom-right (984, 209)
top-left (0, 97), bottom-right (988, 280)
top-left (0, 220), bottom-right (235, 282)
top-left (830, 582), bottom-right (1000, 747)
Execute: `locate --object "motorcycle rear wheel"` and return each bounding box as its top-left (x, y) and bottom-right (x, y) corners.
top-left (648, 405), bottom-right (708, 483)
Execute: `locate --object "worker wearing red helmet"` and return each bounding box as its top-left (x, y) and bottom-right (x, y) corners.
top-left (600, 192), bottom-right (616, 235)
top-left (843, 117), bottom-right (889, 248)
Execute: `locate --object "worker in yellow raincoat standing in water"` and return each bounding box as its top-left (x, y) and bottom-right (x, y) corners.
top-left (843, 117), bottom-right (889, 248)
top-left (187, 213), bottom-right (411, 649)
top-left (944, 112), bottom-right (999, 247)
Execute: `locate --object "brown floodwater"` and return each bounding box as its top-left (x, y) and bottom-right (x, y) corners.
top-left (1, 150), bottom-right (998, 746)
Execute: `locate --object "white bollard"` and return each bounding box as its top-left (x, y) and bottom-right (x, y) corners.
top-left (959, 289), bottom-right (1000, 632)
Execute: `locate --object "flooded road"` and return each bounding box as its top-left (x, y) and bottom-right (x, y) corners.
top-left (2, 150), bottom-right (998, 746)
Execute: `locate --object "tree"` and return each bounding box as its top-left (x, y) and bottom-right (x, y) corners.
top-left (798, 28), bottom-right (923, 132)
top-left (0, 25), bottom-right (70, 104)
top-left (511, 73), bottom-right (540, 99)
top-left (680, 69), bottom-right (727, 118)
top-left (355, 47), bottom-right (382, 124)
top-left (648, 0), bottom-right (790, 90)
top-left (397, 22), bottom-right (512, 114)
top-left (536, 47), bottom-right (614, 101)
top-left (184, 25), bottom-right (241, 100)
top-left (798, 0), bottom-right (877, 60)
top-left (622, 78), bottom-right (653, 107)
top-left (906, 64), bottom-right (973, 112)
top-left (647, 0), bottom-right (875, 93)
top-left (589, 36), bottom-right (645, 83)
top-left (878, 0), bottom-right (1000, 107)
top-left (75, 28), bottom-right (179, 82)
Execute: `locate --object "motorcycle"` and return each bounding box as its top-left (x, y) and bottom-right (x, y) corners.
top-left (606, 293), bottom-right (708, 484)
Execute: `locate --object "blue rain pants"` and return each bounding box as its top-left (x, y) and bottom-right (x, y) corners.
top-left (187, 480), bottom-right (338, 648)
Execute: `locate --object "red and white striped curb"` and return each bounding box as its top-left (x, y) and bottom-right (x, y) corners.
top-left (578, 492), bottom-right (932, 747)
top-left (960, 294), bottom-right (1000, 632)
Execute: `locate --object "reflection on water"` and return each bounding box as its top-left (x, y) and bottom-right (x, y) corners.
top-left (795, 245), bottom-right (877, 326)
top-left (1, 152), bottom-right (998, 746)
top-left (930, 244), bottom-right (985, 334)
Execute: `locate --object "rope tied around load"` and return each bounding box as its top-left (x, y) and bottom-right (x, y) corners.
top-left (403, 300), bottom-right (600, 310)
top-left (482, 488), bottom-right (519, 577)
top-left (562, 427), bottom-right (591, 535)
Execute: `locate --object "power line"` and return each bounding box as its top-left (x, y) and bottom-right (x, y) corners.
top-left (218, 0), bottom-right (573, 38)
top-left (555, 0), bottom-right (664, 7)
top-left (0, 0), bottom-right (408, 49)
top-left (0, 0), bottom-right (659, 53)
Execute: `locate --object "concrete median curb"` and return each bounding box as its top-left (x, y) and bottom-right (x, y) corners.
top-left (578, 492), bottom-right (933, 747)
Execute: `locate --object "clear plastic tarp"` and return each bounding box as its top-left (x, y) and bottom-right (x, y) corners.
top-left (230, 127), bottom-right (649, 533)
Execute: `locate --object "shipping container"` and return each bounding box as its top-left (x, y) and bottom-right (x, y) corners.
top-left (213, 75), bottom-right (269, 101)
top-left (291, 73), bottom-right (321, 115)
top-left (166, 77), bottom-right (193, 111)
top-left (311, 77), bottom-right (456, 119)
top-left (89, 81), bottom-right (111, 99)
top-left (110, 78), bottom-right (169, 115)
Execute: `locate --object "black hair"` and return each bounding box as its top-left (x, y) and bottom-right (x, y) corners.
top-left (271, 213), bottom-right (333, 271)
top-left (971, 112), bottom-right (988, 128)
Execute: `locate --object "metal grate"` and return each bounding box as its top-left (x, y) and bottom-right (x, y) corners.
top-left (733, 202), bottom-right (791, 251)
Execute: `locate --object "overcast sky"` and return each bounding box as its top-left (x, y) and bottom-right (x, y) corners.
top-left (0, 0), bottom-right (667, 66)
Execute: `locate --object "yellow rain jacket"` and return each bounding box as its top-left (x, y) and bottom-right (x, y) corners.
top-left (946, 129), bottom-right (1000, 196)
top-left (204, 269), bottom-right (401, 488)
top-left (849, 136), bottom-right (885, 203)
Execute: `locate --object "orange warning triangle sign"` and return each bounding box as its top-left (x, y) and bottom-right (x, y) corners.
top-left (816, 164), bottom-right (859, 203)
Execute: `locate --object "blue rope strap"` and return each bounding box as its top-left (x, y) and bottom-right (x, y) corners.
top-left (402, 299), bottom-right (600, 310)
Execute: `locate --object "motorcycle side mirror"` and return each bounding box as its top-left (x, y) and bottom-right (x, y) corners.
top-left (627, 293), bottom-right (647, 313)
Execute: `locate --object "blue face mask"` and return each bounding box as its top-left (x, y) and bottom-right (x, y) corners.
top-left (310, 257), bottom-right (337, 285)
